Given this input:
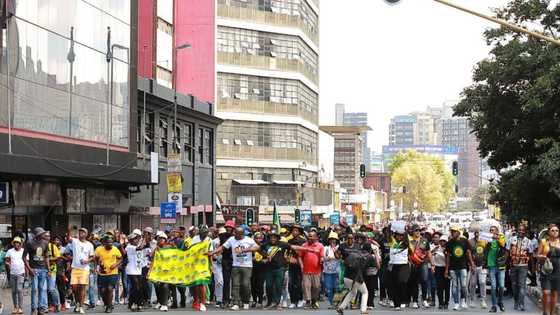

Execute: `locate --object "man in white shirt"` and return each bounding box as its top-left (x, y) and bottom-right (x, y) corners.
top-left (126, 231), bottom-right (146, 310)
top-left (68, 227), bottom-right (94, 314)
top-left (212, 227), bottom-right (259, 310)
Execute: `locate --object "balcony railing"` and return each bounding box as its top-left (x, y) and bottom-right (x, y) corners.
top-left (217, 144), bottom-right (317, 164)
top-left (218, 4), bottom-right (319, 46)
top-left (218, 98), bottom-right (318, 125)
top-left (218, 51), bottom-right (318, 85)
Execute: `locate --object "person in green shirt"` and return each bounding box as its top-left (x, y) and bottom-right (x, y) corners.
top-left (484, 226), bottom-right (508, 313)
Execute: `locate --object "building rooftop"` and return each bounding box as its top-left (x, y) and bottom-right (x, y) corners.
top-left (319, 125), bottom-right (371, 135)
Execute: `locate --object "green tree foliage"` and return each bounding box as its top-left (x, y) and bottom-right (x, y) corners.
top-left (454, 0), bottom-right (560, 223)
top-left (390, 151), bottom-right (455, 212)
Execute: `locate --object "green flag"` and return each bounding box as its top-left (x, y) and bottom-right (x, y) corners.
top-left (272, 202), bottom-right (280, 231)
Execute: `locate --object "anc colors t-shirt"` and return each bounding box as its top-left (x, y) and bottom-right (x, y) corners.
top-left (95, 246), bottom-right (122, 275)
top-left (446, 238), bottom-right (471, 271)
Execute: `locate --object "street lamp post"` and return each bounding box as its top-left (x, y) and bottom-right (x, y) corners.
top-left (384, 0), bottom-right (560, 47)
top-left (172, 43), bottom-right (192, 153)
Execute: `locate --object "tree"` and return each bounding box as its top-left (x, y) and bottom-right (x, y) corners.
top-left (454, 0), bottom-right (560, 223)
top-left (390, 151), bottom-right (455, 212)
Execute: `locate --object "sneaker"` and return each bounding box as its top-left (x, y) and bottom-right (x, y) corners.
top-left (519, 305), bottom-right (526, 312)
top-left (160, 306), bottom-right (168, 312)
top-left (453, 303), bottom-right (460, 311)
top-left (281, 301), bottom-right (288, 308)
top-left (153, 304), bottom-right (161, 310)
top-left (411, 302), bottom-right (419, 309)
top-left (200, 304), bottom-right (206, 312)
top-left (498, 303), bottom-right (505, 312)
top-left (288, 303), bottom-right (296, 309)
top-left (230, 305), bottom-right (239, 311)
top-left (423, 300), bottom-right (430, 308)
top-left (79, 307), bottom-right (85, 314)
top-left (96, 301), bottom-right (103, 306)
top-left (395, 306), bottom-right (401, 311)
top-left (400, 304), bottom-right (406, 309)
top-left (389, 301), bottom-right (395, 308)
top-left (297, 300), bottom-right (305, 308)
top-left (336, 308), bottom-right (344, 315)
top-left (312, 302), bottom-right (320, 309)
top-left (489, 306), bottom-right (497, 313)
top-left (243, 304), bottom-right (249, 310)
top-left (461, 300), bottom-right (468, 309)
top-left (378, 300), bottom-right (386, 307)
top-left (481, 300), bottom-right (488, 309)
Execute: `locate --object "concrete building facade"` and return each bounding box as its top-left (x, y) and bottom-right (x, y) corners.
top-left (389, 115), bottom-right (416, 145)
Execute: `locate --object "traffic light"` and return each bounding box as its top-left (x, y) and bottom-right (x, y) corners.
top-left (360, 164), bottom-right (366, 178)
top-left (455, 184), bottom-right (459, 194)
top-left (294, 209), bottom-right (301, 224)
top-left (245, 208), bottom-right (254, 225)
top-left (452, 161), bottom-right (458, 176)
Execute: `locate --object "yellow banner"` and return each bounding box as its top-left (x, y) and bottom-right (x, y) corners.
top-left (148, 241), bottom-right (211, 286)
top-left (166, 173), bottom-right (182, 192)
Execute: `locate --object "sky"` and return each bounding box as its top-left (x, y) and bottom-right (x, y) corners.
top-left (318, 0), bottom-right (511, 152)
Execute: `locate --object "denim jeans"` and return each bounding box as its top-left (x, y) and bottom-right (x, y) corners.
top-left (48, 272), bottom-right (61, 307)
top-left (10, 274), bottom-right (24, 309)
top-left (88, 272), bottom-right (98, 305)
top-left (231, 267), bottom-right (252, 305)
top-left (488, 267), bottom-right (505, 307)
top-left (449, 269), bottom-right (468, 304)
top-left (31, 268), bottom-right (49, 311)
top-left (468, 266), bottom-right (487, 302)
top-left (323, 273), bottom-right (338, 305)
top-left (511, 265), bottom-right (528, 307)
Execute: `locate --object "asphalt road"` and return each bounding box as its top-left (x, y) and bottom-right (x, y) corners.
top-left (37, 297), bottom-right (539, 315)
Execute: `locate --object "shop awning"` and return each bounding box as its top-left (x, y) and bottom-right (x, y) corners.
top-left (232, 179), bottom-right (270, 185)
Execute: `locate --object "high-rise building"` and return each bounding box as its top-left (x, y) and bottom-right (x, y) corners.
top-left (321, 126), bottom-right (371, 194)
top-left (343, 112), bottom-right (370, 171)
top-left (412, 112), bottom-right (438, 145)
top-left (215, 0), bottom-right (320, 204)
top-left (441, 117), bottom-right (481, 196)
top-left (389, 115), bottom-right (416, 145)
top-left (335, 103), bottom-right (345, 126)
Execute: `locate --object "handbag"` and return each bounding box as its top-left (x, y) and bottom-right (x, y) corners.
top-left (543, 258), bottom-right (554, 275)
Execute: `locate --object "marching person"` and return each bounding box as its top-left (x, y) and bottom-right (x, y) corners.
top-left (509, 223), bottom-right (533, 311)
top-left (537, 224), bottom-right (560, 315)
top-left (323, 232), bottom-right (340, 309)
top-left (125, 231), bottom-right (146, 311)
top-left (6, 237), bottom-right (25, 314)
top-left (94, 234), bottom-right (123, 313)
top-left (445, 226), bottom-right (475, 311)
top-left (485, 226), bottom-right (508, 313)
top-left (24, 228), bottom-right (50, 315)
top-left (300, 231), bottom-right (324, 309)
top-left (432, 233), bottom-right (450, 309)
top-left (468, 223), bottom-right (488, 309)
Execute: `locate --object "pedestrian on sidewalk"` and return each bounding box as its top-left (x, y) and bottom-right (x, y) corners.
top-left (6, 237), bottom-right (25, 314)
top-left (24, 227), bottom-right (50, 315)
top-left (537, 224), bottom-right (560, 315)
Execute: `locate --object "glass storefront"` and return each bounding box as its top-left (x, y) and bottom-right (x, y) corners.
top-left (0, 0), bottom-right (131, 147)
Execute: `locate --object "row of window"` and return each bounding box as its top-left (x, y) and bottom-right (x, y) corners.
top-left (218, 121), bottom-right (317, 153)
top-left (218, 0), bottom-right (318, 37)
top-left (218, 73), bottom-right (318, 115)
top-left (137, 113), bottom-right (213, 165)
top-left (217, 26), bottom-right (318, 76)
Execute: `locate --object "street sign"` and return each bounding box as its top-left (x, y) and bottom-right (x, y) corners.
top-left (0, 182), bottom-right (8, 204)
top-left (167, 153), bottom-right (182, 173)
top-left (300, 210), bottom-right (312, 227)
top-left (330, 212), bottom-right (340, 225)
top-left (160, 202), bottom-right (177, 224)
top-left (168, 193), bottom-right (182, 212)
top-left (346, 214), bottom-right (354, 225)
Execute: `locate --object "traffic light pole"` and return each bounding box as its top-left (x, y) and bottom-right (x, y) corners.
top-left (432, 0), bottom-right (560, 47)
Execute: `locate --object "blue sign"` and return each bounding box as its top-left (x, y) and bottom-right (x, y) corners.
top-left (160, 202), bottom-right (176, 222)
top-left (0, 182), bottom-right (8, 204)
top-left (300, 210), bottom-right (312, 227)
top-left (330, 212), bottom-right (340, 225)
top-left (346, 214), bottom-right (354, 226)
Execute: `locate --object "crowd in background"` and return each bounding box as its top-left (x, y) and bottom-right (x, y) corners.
top-left (0, 219), bottom-right (556, 315)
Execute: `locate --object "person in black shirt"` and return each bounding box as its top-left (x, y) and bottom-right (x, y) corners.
top-left (220, 221), bottom-right (235, 307)
top-left (378, 227), bottom-right (393, 307)
top-left (286, 225), bottom-right (306, 308)
top-left (251, 232), bottom-right (266, 308)
top-left (24, 227), bottom-right (50, 315)
top-left (445, 226), bottom-right (475, 311)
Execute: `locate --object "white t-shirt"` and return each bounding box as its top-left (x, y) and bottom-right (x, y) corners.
top-left (141, 241), bottom-right (157, 268)
top-left (6, 248), bottom-right (25, 275)
top-left (69, 238), bottom-right (94, 271)
top-left (125, 245), bottom-right (143, 275)
top-left (223, 236), bottom-right (256, 268)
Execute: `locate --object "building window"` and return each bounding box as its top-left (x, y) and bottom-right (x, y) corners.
top-left (199, 128), bottom-right (204, 164)
top-left (159, 117), bottom-right (169, 158)
top-left (145, 113), bottom-right (155, 153)
top-left (204, 129), bottom-right (213, 165)
top-left (183, 123), bottom-right (193, 163)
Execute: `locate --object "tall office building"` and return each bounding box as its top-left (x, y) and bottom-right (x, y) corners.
top-left (343, 112), bottom-right (370, 171)
top-left (389, 115), bottom-right (416, 145)
top-left (215, 0), bottom-right (320, 204)
top-left (412, 112), bottom-right (438, 145)
top-left (441, 117), bottom-right (481, 196)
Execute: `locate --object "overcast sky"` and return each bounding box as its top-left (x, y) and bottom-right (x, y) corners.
top-left (318, 0), bottom-right (511, 152)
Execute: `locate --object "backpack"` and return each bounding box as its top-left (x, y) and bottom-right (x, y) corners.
top-left (344, 250), bottom-right (372, 271)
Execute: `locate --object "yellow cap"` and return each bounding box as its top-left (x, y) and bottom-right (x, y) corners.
top-left (280, 228), bottom-right (288, 234)
top-left (450, 225), bottom-right (462, 232)
top-left (328, 231), bottom-right (339, 240)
